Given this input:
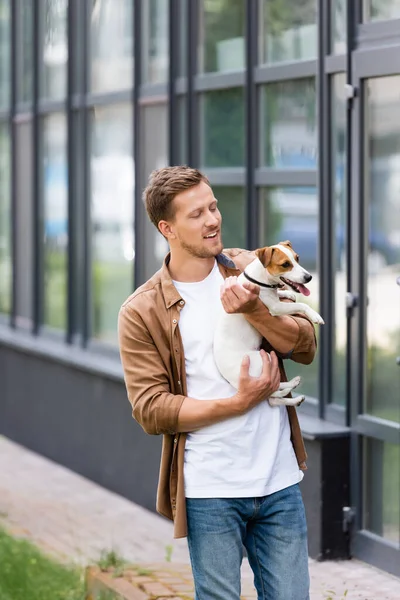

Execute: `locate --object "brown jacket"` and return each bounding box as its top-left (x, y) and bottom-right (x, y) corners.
top-left (118, 249), bottom-right (317, 538)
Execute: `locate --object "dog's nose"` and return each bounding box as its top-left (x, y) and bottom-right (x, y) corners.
top-left (305, 273), bottom-right (312, 283)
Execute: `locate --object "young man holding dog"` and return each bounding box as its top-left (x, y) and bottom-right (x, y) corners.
top-left (118, 166), bottom-right (316, 600)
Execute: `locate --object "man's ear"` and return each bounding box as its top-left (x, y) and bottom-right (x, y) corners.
top-left (255, 246), bottom-right (273, 267)
top-left (158, 220), bottom-right (176, 240)
top-left (278, 240), bottom-right (292, 249)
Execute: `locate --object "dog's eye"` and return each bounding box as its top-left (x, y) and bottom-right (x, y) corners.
top-left (282, 261), bottom-right (291, 268)
top-left (295, 255), bottom-right (299, 262)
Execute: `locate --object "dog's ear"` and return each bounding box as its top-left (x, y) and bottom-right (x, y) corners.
top-left (255, 247), bottom-right (274, 267)
top-left (278, 240), bottom-right (292, 249)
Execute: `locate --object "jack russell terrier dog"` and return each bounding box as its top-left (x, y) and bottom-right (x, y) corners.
top-left (214, 241), bottom-right (324, 407)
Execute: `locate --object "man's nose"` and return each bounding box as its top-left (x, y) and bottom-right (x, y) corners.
top-left (205, 211), bottom-right (219, 227)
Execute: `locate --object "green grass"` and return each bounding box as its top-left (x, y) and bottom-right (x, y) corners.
top-left (0, 528), bottom-right (86, 600)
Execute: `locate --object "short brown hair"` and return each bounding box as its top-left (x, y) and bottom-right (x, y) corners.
top-left (143, 166), bottom-right (210, 230)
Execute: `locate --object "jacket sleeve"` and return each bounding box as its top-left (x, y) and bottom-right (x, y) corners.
top-left (118, 304), bottom-right (186, 435)
top-left (244, 300), bottom-right (317, 365)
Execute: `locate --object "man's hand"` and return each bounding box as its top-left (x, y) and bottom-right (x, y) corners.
top-left (220, 276), bottom-right (260, 314)
top-left (233, 350), bottom-right (280, 414)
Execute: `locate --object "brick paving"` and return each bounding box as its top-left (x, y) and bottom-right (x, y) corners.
top-left (1, 435), bottom-right (399, 599)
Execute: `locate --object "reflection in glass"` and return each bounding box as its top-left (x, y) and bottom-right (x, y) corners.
top-left (142, 0), bottom-right (169, 84)
top-left (0, 0), bottom-right (10, 109)
top-left (364, 0), bottom-right (400, 21)
top-left (42, 113), bottom-right (68, 330)
top-left (260, 187), bottom-right (319, 399)
top-left (177, 95), bottom-right (188, 165)
top-left (142, 103), bottom-right (169, 282)
top-left (213, 187), bottom-right (245, 249)
top-left (15, 121), bottom-right (33, 326)
top-left (201, 88), bottom-right (245, 168)
top-left (262, 79), bottom-right (317, 169)
top-left (365, 77), bottom-right (400, 423)
top-left (332, 0), bottom-right (347, 54)
top-left (91, 104), bottom-right (134, 343)
top-left (364, 438), bottom-right (400, 545)
top-left (332, 74), bottom-right (346, 405)
top-left (0, 125), bottom-right (11, 313)
top-left (199, 0), bottom-right (245, 73)
top-left (178, 0), bottom-right (188, 77)
top-left (41, 0), bottom-right (68, 100)
top-left (259, 0), bottom-right (316, 64)
top-left (17, 0), bottom-right (33, 103)
top-left (90, 0), bottom-right (133, 93)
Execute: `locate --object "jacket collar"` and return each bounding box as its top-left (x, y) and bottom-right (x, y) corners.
top-left (160, 252), bottom-right (238, 309)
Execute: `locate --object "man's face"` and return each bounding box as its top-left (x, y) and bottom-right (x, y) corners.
top-left (165, 181), bottom-right (223, 259)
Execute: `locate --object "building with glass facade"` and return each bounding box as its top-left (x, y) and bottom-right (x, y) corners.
top-left (0, 0), bottom-right (399, 576)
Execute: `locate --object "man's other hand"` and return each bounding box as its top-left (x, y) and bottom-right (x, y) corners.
top-left (220, 276), bottom-right (260, 314)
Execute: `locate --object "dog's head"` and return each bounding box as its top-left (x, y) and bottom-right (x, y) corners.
top-left (255, 240), bottom-right (312, 296)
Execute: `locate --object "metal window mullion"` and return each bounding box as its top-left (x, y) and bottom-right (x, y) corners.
top-left (187, 0), bottom-right (199, 166)
top-left (347, 0), bottom-right (362, 536)
top-left (66, 0), bottom-right (77, 344)
top-left (10, 0), bottom-right (18, 327)
top-left (317, 0), bottom-right (332, 419)
top-left (133, 0), bottom-right (145, 288)
top-left (245, 0), bottom-right (257, 250)
top-left (81, 0), bottom-right (91, 345)
top-left (168, 0), bottom-right (178, 165)
top-left (32, 0), bottom-right (43, 334)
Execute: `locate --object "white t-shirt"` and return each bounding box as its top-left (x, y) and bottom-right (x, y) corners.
top-left (173, 261), bottom-right (303, 498)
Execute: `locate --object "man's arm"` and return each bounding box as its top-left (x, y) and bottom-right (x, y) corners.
top-left (220, 277), bottom-right (317, 365)
top-left (118, 305), bottom-right (281, 435)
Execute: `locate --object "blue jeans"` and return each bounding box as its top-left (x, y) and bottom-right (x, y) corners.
top-left (186, 484), bottom-right (309, 600)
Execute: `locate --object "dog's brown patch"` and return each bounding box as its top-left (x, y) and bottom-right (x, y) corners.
top-left (255, 246), bottom-right (273, 266)
top-left (256, 246), bottom-right (294, 276)
top-left (267, 248), bottom-right (294, 276)
top-left (278, 240), bottom-right (299, 262)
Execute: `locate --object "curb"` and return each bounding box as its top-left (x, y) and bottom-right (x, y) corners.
top-left (85, 563), bottom-right (257, 599)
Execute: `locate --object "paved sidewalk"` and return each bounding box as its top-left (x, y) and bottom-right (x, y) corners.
top-left (0, 435), bottom-right (399, 599)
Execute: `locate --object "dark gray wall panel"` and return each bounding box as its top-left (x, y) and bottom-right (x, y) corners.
top-left (0, 345), bottom-right (162, 513)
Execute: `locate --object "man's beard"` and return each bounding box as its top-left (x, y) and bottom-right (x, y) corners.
top-left (180, 238), bottom-right (223, 259)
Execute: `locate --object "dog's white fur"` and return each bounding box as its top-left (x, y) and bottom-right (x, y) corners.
top-left (214, 243), bottom-right (324, 407)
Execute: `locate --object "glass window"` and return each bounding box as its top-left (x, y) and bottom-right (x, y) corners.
top-left (178, 0), bottom-right (188, 77)
top-left (177, 95), bottom-right (188, 165)
top-left (363, 438), bottom-right (400, 545)
top-left (213, 187), bottom-right (245, 249)
top-left (259, 0), bottom-right (317, 65)
top-left (17, 0), bottom-right (33, 103)
top-left (364, 0), bottom-right (400, 21)
top-left (332, 0), bottom-right (346, 54)
top-left (364, 76), bottom-right (400, 423)
top-left (0, 0), bottom-right (11, 109)
top-left (40, 0), bottom-right (68, 101)
top-left (199, 0), bottom-right (245, 74)
top-left (91, 104), bottom-right (134, 344)
top-left (201, 88), bottom-right (245, 168)
top-left (332, 74), bottom-right (346, 406)
top-left (259, 187), bottom-right (319, 399)
top-left (90, 0), bottom-right (133, 94)
top-left (261, 78), bottom-right (317, 169)
top-left (142, 0), bottom-right (169, 84)
top-left (141, 102), bottom-right (169, 282)
top-left (0, 124), bottom-right (11, 314)
top-left (15, 121), bottom-right (33, 327)
top-left (42, 113), bottom-right (68, 330)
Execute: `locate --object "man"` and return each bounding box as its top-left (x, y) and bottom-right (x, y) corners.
top-left (118, 166), bottom-right (316, 600)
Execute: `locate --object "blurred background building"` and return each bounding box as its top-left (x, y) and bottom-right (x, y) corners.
top-left (0, 0), bottom-right (399, 576)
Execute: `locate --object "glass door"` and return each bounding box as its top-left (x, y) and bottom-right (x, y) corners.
top-left (350, 45), bottom-right (400, 576)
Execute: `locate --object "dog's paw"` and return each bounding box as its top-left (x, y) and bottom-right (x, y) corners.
top-left (290, 375), bottom-right (301, 389)
top-left (278, 290), bottom-right (297, 302)
top-left (308, 311), bottom-right (324, 325)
